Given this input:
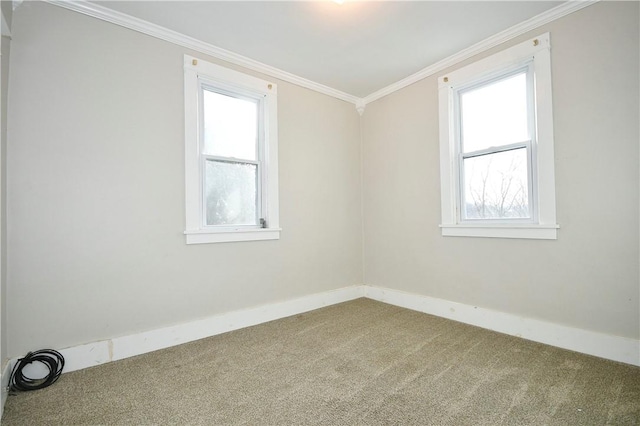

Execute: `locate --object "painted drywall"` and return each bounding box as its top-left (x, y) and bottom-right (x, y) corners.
top-left (0, 35), bottom-right (8, 368)
top-left (0, 0), bottom-right (11, 367)
top-left (6, 2), bottom-right (362, 357)
top-left (362, 1), bottom-right (640, 340)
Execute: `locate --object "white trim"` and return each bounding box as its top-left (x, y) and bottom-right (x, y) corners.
top-left (44, 0), bottom-right (359, 105)
top-left (0, 360), bottom-right (12, 420)
top-left (42, 0), bottom-right (597, 109)
top-left (34, 286), bottom-right (365, 374)
top-left (184, 228), bottom-right (281, 244)
top-left (364, 285), bottom-right (640, 367)
top-left (57, 341), bottom-right (111, 373)
top-left (363, 1), bottom-right (598, 105)
top-left (11, 284), bottom-right (638, 379)
top-left (440, 224), bottom-right (558, 240)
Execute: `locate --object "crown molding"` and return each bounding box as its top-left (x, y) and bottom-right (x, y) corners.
top-left (44, 0), bottom-right (360, 106)
top-left (44, 0), bottom-right (598, 111)
top-left (362, 0), bottom-right (599, 106)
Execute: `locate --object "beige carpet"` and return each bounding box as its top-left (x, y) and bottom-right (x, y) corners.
top-left (2, 298), bottom-right (639, 425)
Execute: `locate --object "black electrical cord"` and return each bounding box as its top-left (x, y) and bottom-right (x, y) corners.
top-left (9, 349), bottom-right (65, 392)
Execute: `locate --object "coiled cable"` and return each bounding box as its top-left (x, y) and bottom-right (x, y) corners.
top-left (9, 349), bottom-right (65, 392)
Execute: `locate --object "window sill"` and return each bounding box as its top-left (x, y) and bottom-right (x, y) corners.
top-left (439, 223), bottom-right (558, 240)
top-left (184, 228), bottom-right (281, 244)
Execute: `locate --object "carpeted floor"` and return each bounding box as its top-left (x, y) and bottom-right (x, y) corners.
top-left (2, 298), bottom-right (640, 425)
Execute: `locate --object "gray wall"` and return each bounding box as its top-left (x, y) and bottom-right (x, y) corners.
top-left (5, 1), bottom-right (639, 360)
top-left (1, 0), bottom-right (12, 366)
top-left (6, 3), bottom-right (363, 357)
top-left (362, 1), bottom-right (640, 339)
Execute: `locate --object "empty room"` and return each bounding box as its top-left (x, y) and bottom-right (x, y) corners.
top-left (0, 0), bottom-right (638, 424)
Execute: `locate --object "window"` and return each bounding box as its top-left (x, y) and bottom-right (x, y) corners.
top-left (184, 55), bottom-right (280, 244)
top-left (438, 34), bottom-right (558, 240)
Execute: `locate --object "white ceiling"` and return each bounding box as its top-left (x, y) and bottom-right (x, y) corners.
top-left (92, 1), bottom-right (564, 99)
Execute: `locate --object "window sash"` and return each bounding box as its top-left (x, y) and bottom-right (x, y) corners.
top-left (199, 82), bottom-right (262, 162)
top-left (201, 156), bottom-right (262, 229)
top-left (198, 81), bottom-right (267, 230)
top-left (453, 63), bottom-right (537, 224)
top-left (456, 66), bottom-right (532, 152)
top-left (459, 145), bottom-right (533, 222)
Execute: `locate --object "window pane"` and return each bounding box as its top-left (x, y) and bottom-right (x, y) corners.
top-left (463, 148), bottom-right (529, 220)
top-left (203, 89), bottom-right (258, 161)
top-left (205, 160), bottom-right (257, 226)
top-left (460, 72), bottom-right (528, 153)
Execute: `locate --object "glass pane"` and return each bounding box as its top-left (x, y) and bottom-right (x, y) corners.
top-left (463, 148), bottom-right (529, 220)
top-left (460, 71), bottom-right (529, 153)
top-left (203, 89), bottom-right (258, 161)
top-left (205, 160), bottom-right (257, 226)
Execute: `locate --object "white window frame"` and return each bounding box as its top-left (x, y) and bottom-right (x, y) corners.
top-left (184, 55), bottom-right (280, 244)
top-left (438, 33), bottom-right (558, 240)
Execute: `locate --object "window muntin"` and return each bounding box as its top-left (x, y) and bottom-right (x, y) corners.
top-left (455, 65), bottom-right (535, 222)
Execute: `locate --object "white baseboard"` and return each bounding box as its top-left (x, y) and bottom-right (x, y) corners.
top-left (51, 285), bottom-right (366, 373)
top-left (0, 360), bottom-right (10, 419)
top-left (364, 285), bottom-right (640, 367)
top-left (12, 283), bottom-right (637, 383)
